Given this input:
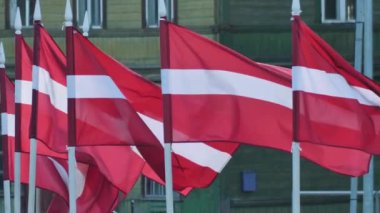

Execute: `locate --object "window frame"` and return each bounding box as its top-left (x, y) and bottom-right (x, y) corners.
top-left (321, 0), bottom-right (356, 23)
top-left (142, 176), bottom-right (181, 200)
top-left (143, 0), bottom-right (176, 28)
top-left (76, 0), bottom-right (104, 29)
top-left (143, 176), bottom-right (166, 199)
top-left (7, 0), bottom-right (35, 28)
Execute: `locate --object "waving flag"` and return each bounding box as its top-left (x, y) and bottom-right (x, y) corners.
top-left (29, 22), bottom-right (144, 203)
top-left (66, 30), bottom-right (158, 147)
top-left (160, 20), bottom-right (370, 176)
top-left (67, 26), bottom-right (238, 193)
top-left (1, 68), bottom-right (67, 207)
top-left (292, 16), bottom-right (380, 154)
top-left (0, 61), bottom-right (15, 183)
top-left (15, 33), bottom-right (66, 159)
top-left (30, 22), bottom-right (68, 153)
top-left (8, 34), bottom-right (128, 212)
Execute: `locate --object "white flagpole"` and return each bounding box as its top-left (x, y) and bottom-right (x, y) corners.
top-left (350, 0), bottom-right (364, 212)
top-left (3, 181), bottom-right (11, 213)
top-left (13, 8), bottom-right (22, 213)
top-left (164, 144), bottom-right (174, 213)
top-left (28, 1), bottom-right (42, 212)
top-left (291, 142), bottom-right (301, 213)
top-left (159, 0), bottom-right (174, 212)
top-left (27, 137), bottom-right (37, 213)
top-left (363, 0), bottom-right (374, 212)
top-left (291, 0), bottom-right (301, 213)
top-left (64, 1), bottom-right (77, 213)
top-left (0, 42), bottom-right (11, 213)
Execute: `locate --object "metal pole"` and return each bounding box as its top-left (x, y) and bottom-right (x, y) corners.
top-left (363, 0), bottom-right (374, 211)
top-left (364, 157), bottom-right (374, 213)
top-left (350, 178), bottom-right (359, 213)
top-left (13, 10), bottom-right (22, 211)
top-left (27, 138), bottom-right (37, 213)
top-left (164, 143), bottom-right (174, 213)
top-left (363, 0), bottom-right (373, 79)
top-left (3, 180), bottom-right (11, 213)
top-left (292, 142), bottom-right (301, 213)
top-left (14, 151), bottom-right (21, 213)
top-left (64, 1), bottom-right (77, 212)
top-left (351, 1), bottom-right (364, 211)
top-left (35, 188), bottom-right (41, 213)
top-left (68, 146), bottom-right (77, 213)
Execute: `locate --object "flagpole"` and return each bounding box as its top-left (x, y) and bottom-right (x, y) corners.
top-left (28, 1), bottom-right (42, 212)
top-left (27, 139), bottom-right (37, 213)
top-left (159, 0), bottom-right (175, 212)
top-left (350, 0), bottom-right (365, 212)
top-left (363, 0), bottom-right (374, 212)
top-left (13, 8), bottom-right (22, 213)
top-left (0, 42), bottom-right (11, 213)
top-left (3, 181), bottom-right (11, 213)
top-left (65, 1), bottom-right (77, 212)
top-left (291, 142), bottom-right (301, 213)
top-left (291, 0), bottom-right (301, 213)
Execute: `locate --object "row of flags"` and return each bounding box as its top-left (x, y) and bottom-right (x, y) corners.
top-left (1, 1), bottom-right (379, 212)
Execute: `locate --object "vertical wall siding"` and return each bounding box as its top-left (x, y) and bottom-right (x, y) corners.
top-left (0, 0), bottom-right (5, 29)
top-left (177, 0), bottom-right (215, 26)
top-left (40, 0), bottom-right (67, 28)
top-left (107, 0), bottom-right (141, 29)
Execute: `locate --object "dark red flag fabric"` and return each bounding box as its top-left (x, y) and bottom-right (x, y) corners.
top-left (66, 29), bottom-right (158, 147)
top-left (15, 34), bottom-right (66, 159)
top-left (68, 27), bottom-right (239, 193)
top-left (292, 16), bottom-right (380, 154)
top-left (1, 68), bottom-right (67, 202)
top-left (28, 23), bottom-right (144, 210)
top-left (160, 20), bottom-right (370, 176)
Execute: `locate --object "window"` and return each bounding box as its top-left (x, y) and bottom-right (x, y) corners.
top-left (144, 0), bottom-right (175, 28)
top-left (8, 0), bottom-right (36, 28)
top-left (143, 177), bottom-right (165, 198)
top-left (321, 0), bottom-right (356, 23)
top-left (143, 176), bottom-right (181, 200)
top-left (76, 0), bottom-right (103, 29)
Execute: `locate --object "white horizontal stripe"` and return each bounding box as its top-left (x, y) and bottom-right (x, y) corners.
top-left (171, 143), bottom-right (232, 173)
top-left (48, 157), bottom-right (87, 198)
top-left (138, 113), bottom-right (231, 173)
top-left (161, 69), bottom-right (292, 109)
top-left (293, 66), bottom-right (380, 106)
top-left (67, 75), bottom-right (126, 99)
top-left (138, 113), bottom-right (164, 146)
top-left (1, 113), bottom-right (15, 137)
top-left (0, 65), bottom-right (5, 68)
top-left (15, 80), bottom-right (32, 105)
top-left (32, 65), bottom-right (67, 113)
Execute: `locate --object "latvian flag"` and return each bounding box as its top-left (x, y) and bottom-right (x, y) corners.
top-left (292, 16), bottom-right (380, 154)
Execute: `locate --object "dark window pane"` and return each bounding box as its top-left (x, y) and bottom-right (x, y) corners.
top-left (325, 0), bottom-right (337, 19)
top-left (17, 0), bottom-right (35, 26)
top-left (92, 0), bottom-right (102, 26)
top-left (147, 0), bottom-right (158, 27)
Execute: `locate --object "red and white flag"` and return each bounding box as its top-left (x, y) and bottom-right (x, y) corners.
top-left (15, 33), bottom-right (66, 159)
top-left (1, 67), bottom-right (67, 206)
top-left (29, 23), bottom-right (144, 202)
top-left (30, 21), bottom-right (68, 153)
top-left (292, 16), bottom-right (380, 154)
top-left (67, 26), bottom-right (238, 193)
top-left (66, 29), bottom-right (158, 147)
top-left (4, 35), bottom-right (124, 212)
top-left (160, 20), bottom-right (370, 176)
top-left (0, 62), bottom-right (15, 182)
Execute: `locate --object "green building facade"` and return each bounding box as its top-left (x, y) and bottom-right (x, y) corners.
top-left (0, 0), bottom-right (379, 212)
